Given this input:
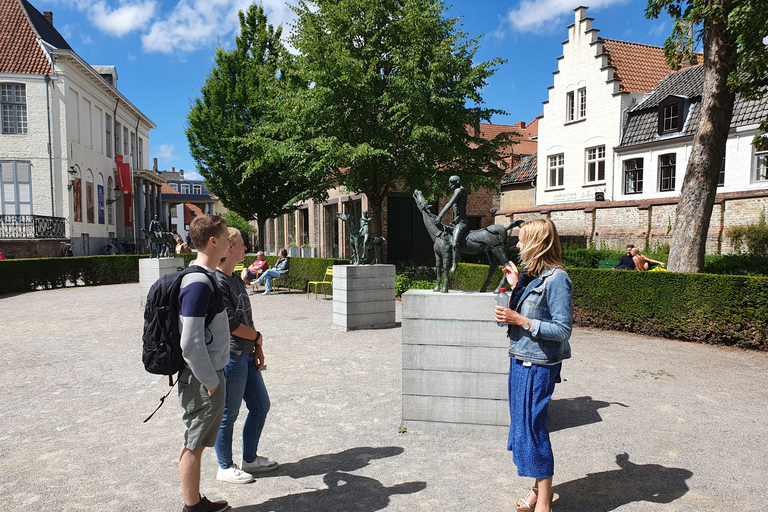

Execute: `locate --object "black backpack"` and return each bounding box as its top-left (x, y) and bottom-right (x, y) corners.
top-left (142, 265), bottom-right (218, 421)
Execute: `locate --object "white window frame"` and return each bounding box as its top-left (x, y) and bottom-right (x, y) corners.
top-left (585, 146), bottom-right (605, 184)
top-left (180, 183), bottom-right (190, 194)
top-left (1, 160), bottom-right (33, 214)
top-left (662, 103), bottom-right (679, 132)
top-left (658, 153), bottom-right (676, 192)
top-left (624, 158), bottom-right (644, 194)
top-left (123, 127), bottom-right (129, 156)
top-left (578, 87), bottom-right (586, 119)
top-left (192, 184), bottom-right (202, 195)
top-left (547, 154), bottom-right (565, 189)
top-left (565, 91), bottom-right (575, 122)
top-left (1, 84), bottom-right (28, 134)
top-left (105, 114), bottom-right (112, 158)
top-left (754, 148), bottom-right (768, 182)
top-left (169, 183), bottom-right (178, 191)
top-left (114, 122), bottom-right (121, 159)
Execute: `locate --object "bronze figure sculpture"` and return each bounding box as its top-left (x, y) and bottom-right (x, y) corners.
top-left (413, 189), bottom-right (524, 293)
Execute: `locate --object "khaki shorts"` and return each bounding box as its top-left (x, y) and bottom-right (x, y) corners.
top-left (178, 367), bottom-right (226, 450)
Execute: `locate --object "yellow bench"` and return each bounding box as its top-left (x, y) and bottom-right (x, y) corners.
top-left (307, 267), bottom-right (333, 299)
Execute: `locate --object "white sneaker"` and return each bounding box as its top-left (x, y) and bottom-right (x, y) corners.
top-left (241, 456), bottom-right (279, 473)
top-left (262, 290), bottom-right (270, 295)
top-left (217, 464), bottom-right (255, 484)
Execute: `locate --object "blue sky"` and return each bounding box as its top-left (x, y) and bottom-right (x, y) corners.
top-left (43, 0), bottom-right (676, 180)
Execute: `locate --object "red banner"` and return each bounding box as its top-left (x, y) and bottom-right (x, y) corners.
top-left (116, 155), bottom-right (132, 192)
top-left (124, 191), bottom-right (133, 227)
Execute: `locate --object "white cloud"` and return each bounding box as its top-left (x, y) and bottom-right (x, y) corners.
top-left (154, 143), bottom-right (177, 160)
top-left (141, 0), bottom-right (296, 54)
top-left (90, 0), bottom-right (158, 37)
top-left (499, 0), bottom-right (629, 35)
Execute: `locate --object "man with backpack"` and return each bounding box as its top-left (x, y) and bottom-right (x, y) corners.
top-left (176, 215), bottom-right (232, 512)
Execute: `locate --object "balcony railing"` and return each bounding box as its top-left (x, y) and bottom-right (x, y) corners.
top-left (0, 215), bottom-right (66, 239)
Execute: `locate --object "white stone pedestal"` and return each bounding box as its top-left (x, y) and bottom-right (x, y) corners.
top-left (139, 257), bottom-right (185, 308)
top-left (332, 264), bottom-right (396, 331)
top-left (401, 289), bottom-right (510, 433)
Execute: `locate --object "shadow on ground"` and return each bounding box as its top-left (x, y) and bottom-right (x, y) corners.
top-left (548, 396), bottom-right (629, 432)
top-left (257, 446), bottom-right (405, 480)
top-left (552, 453), bottom-right (693, 511)
top-left (232, 472), bottom-right (426, 512)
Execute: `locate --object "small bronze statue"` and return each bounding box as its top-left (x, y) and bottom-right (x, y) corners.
top-left (337, 211), bottom-right (386, 265)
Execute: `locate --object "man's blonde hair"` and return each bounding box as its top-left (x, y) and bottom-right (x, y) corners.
top-left (518, 219), bottom-right (565, 276)
top-left (219, 227), bottom-right (241, 264)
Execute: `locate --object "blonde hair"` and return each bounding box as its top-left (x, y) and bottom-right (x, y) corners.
top-left (631, 247), bottom-right (641, 257)
top-left (219, 227), bottom-right (241, 264)
top-left (518, 219), bottom-right (565, 276)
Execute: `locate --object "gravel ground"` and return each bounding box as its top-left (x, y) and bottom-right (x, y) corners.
top-left (1, 282), bottom-right (767, 511)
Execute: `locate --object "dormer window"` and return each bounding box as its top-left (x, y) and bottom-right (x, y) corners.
top-left (658, 96), bottom-right (687, 135)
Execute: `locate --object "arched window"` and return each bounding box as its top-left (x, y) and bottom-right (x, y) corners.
top-left (97, 174), bottom-right (105, 224)
top-left (71, 165), bottom-right (82, 223)
top-left (85, 170), bottom-right (94, 223)
top-left (107, 176), bottom-right (114, 225)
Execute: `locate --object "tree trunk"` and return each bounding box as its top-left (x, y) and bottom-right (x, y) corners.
top-left (256, 216), bottom-right (266, 253)
top-left (668, 0), bottom-right (736, 273)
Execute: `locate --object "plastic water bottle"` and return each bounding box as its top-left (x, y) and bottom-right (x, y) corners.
top-left (496, 287), bottom-right (509, 327)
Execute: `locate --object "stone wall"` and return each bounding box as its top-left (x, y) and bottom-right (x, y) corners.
top-left (497, 191), bottom-right (768, 253)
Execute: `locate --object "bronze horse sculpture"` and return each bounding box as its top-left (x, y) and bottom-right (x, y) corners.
top-left (336, 212), bottom-right (386, 264)
top-left (413, 190), bottom-right (523, 293)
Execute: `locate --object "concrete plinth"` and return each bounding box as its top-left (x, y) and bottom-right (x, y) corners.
top-left (401, 289), bottom-right (510, 433)
top-left (332, 265), bottom-right (396, 331)
top-left (139, 257), bottom-right (185, 308)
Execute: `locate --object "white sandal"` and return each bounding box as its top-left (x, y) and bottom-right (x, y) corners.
top-left (516, 487), bottom-right (538, 512)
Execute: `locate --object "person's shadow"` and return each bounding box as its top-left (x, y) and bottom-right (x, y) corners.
top-left (231, 471), bottom-right (427, 512)
top-left (552, 453), bottom-right (693, 511)
top-left (257, 446), bottom-right (405, 480)
top-left (548, 396), bottom-right (629, 432)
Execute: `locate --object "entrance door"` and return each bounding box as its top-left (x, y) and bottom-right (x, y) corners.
top-left (386, 196), bottom-right (434, 266)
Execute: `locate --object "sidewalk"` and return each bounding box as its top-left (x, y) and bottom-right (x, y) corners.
top-left (1, 283), bottom-right (767, 511)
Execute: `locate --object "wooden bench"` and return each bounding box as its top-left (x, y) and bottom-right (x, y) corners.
top-left (307, 267), bottom-right (333, 299)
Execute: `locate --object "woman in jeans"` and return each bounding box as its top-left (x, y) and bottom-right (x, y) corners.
top-left (257, 248), bottom-right (289, 294)
top-left (494, 219), bottom-right (573, 512)
top-left (214, 228), bottom-right (278, 484)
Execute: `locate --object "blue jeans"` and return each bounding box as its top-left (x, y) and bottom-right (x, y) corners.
top-left (214, 352), bottom-right (270, 468)
top-left (257, 269), bottom-right (282, 292)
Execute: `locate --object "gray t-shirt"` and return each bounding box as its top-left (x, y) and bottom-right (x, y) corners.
top-left (215, 269), bottom-right (256, 357)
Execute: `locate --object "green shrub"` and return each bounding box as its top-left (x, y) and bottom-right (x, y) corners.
top-left (725, 210), bottom-right (768, 257)
top-left (569, 268), bottom-right (767, 350)
top-left (0, 255), bottom-right (145, 294)
top-left (704, 254), bottom-right (768, 276)
top-left (395, 274), bottom-right (436, 297)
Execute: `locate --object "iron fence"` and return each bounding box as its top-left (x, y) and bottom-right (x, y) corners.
top-left (0, 215), bottom-right (66, 239)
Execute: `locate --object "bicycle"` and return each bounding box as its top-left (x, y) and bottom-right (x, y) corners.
top-left (100, 238), bottom-right (121, 255)
top-left (59, 241), bottom-right (73, 257)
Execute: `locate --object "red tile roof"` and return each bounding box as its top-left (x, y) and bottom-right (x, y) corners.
top-left (0, 0), bottom-right (52, 74)
top-left (161, 183), bottom-right (179, 194)
top-left (184, 203), bottom-right (203, 225)
top-left (602, 39), bottom-right (676, 93)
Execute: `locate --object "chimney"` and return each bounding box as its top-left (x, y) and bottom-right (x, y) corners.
top-left (180, 169), bottom-right (184, 176)
top-left (153, 158), bottom-right (158, 172)
top-left (43, 11), bottom-right (53, 25)
top-left (172, 167), bottom-right (175, 173)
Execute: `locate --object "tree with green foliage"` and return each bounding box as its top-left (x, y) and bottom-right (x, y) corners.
top-left (186, 5), bottom-right (313, 249)
top-left (288, 0), bottom-right (514, 237)
top-left (646, 0), bottom-right (768, 272)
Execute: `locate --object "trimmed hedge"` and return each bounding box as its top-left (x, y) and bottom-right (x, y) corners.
top-left (243, 255), bottom-right (348, 293)
top-left (0, 255), bottom-right (145, 294)
top-left (397, 262), bottom-right (767, 350)
top-left (569, 268), bottom-right (768, 350)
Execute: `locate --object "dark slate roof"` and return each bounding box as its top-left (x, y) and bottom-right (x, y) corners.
top-left (20, 0), bottom-right (70, 50)
top-left (620, 64), bottom-right (768, 147)
top-left (502, 155), bottom-right (537, 185)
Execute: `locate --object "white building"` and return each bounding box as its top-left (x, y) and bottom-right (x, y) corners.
top-left (536, 6), bottom-right (676, 207)
top-left (0, 0), bottom-right (157, 257)
top-left (504, 5), bottom-right (768, 253)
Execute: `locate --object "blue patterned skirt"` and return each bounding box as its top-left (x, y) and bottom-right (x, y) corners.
top-left (507, 358), bottom-right (561, 479)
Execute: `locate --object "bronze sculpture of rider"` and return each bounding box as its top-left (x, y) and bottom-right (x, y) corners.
top-left (436, 175), bottom-right (468, 273)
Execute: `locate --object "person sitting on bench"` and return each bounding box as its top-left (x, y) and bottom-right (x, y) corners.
top-left (257, 248), bottom-right (289, 294)
top-left (613, 244), bottom-right (636, 270)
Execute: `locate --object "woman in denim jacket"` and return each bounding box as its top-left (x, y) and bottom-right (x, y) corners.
top-left (494, 219), bottom-right (573, 512)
